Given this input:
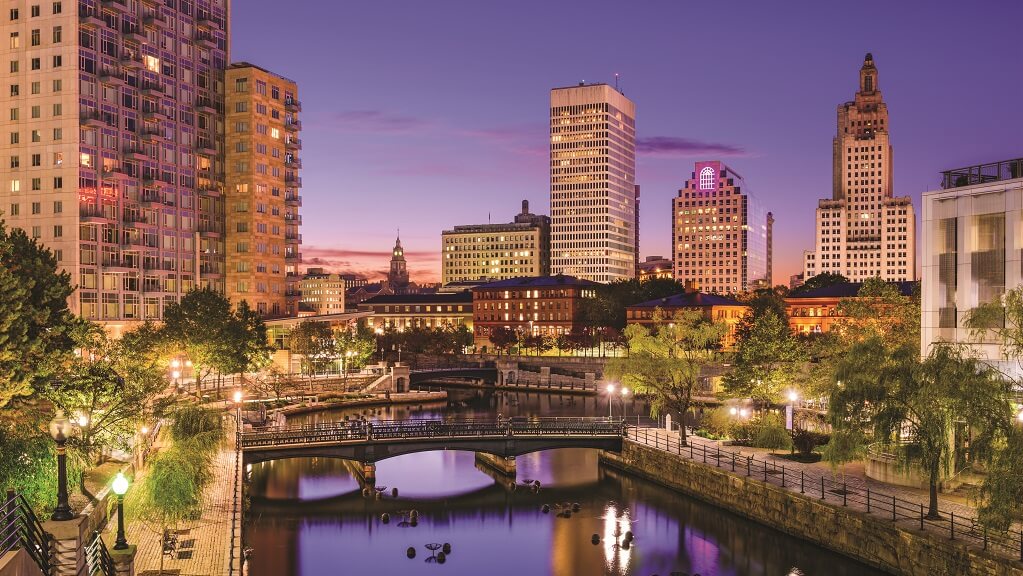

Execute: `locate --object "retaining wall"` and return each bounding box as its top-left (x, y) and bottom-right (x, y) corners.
top-left (599, 440), bottom-right (1023, 576)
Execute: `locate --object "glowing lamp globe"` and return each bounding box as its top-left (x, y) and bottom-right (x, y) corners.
top-left (49, 412), bottom-right (72, 442)
top-left (111, 472), bottom-right (129, 496)
top-left (233, 391), bottom-right (243, 403)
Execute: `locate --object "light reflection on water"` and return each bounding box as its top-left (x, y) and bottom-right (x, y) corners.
top-left (244, 388), bottom-right (887, 576)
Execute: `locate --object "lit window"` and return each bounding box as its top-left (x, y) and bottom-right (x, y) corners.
top-left (144, 55), bottom-right (160, 73)
top-left (699, 167), bottom-right (715, 190)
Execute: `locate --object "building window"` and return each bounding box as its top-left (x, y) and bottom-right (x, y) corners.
top-left (699, 167), bottom-right (715, 190)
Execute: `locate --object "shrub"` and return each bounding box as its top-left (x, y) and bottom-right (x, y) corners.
top-left (171, 405), bottom-right (224, 449)
top-left (699, 406), bottom-right (734, 438)
top-left (752, 414), bottom-right (792, 452)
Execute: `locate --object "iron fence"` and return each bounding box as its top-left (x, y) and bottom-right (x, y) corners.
top-left (628, 427), bottom-right (1023, 561)
top-left (0, 490), bottom-right (51, 574)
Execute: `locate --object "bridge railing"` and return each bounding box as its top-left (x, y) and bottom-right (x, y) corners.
top-left (241, 417), bottom-right (626, 448)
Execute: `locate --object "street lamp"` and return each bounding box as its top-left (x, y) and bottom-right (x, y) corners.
top-left (606, 384), bottom-right (616, 419)
top-left (620, 387), bottom-right (630, 422)
top-left (111, 472), bottom-right (130, 550)
top-left (786, 390), bottom-right (799, 430)
top-left (1016, 409), bottom-right (1023, 424)
top-left (48, 411), bottom-right (75, 521)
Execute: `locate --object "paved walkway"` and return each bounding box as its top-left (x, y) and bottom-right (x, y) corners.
top-left (104, 423), bottom-right (240, 576)
top-left (630, 426), bottom-right (1023, 561)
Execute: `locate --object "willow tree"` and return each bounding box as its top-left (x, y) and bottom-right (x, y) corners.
top-left (830, 339), bottom-right (1011, 519)
top-left (606, 309), bottom-right (727, 445)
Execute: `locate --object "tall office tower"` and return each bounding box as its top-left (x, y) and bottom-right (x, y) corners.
top-left (672, 161), bottom-right (770, 294)
top-left (0, 0), bottom-right (229, 332)
top-left (550, 82), bottom-right (636, 283)
top-left (441, 200), bottom-right (551, 284)
top-left (225, 63), bottom-right (302, 318)
top-left (803, 53), bottom-right (915, 282)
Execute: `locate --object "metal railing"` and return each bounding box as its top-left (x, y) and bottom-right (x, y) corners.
top-left (1, 490), bottom-right (51, 574)
top-left (242, 417), bottom-right (626, 448)
top-left (628, 427), bottom-right (1023, 561)
top-left (227, 414), bottom-right (243, 576)
top-left (84, 530), bottom-right (116, 576)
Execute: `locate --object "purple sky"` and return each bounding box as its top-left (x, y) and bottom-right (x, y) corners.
top-left (232, 0), bottom-right (1022, 284)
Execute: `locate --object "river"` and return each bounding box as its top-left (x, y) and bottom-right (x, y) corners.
top-left (244, 387), bottom-right (887, 576)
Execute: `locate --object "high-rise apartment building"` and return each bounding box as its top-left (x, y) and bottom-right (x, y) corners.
top-left (0, 0), bottom-right (229, 331)
top-left (803, 53), bottom-right (915, 282)
top-left (299, 268), bottom-right (346, 315)
top-left (225, 63), bottom-right (302, 317)
top-left (672, 161), bottom-right (771, 293)
top-left (441, 199), bottom-right (550, 284)
top-left (550, 83), bottom-right (636, 283)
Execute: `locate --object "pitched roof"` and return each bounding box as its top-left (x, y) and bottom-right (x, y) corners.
top-left (472, 275), bottom-right (599, 290)
top-left (787, 280), bottom-right (918, 299)
top-left (628, 292), bottom-right (744, 309)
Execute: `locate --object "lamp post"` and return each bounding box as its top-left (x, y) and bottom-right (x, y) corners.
top-left (786, 390), bottom-right (799, 431)
top-left (392, 343), bottom-right (402, 364)
top-left (606, 384), bottom-right (616, 419)
top-left (48, 411), bottom-right (75, 521)
top-left (621, 387), bottom-right (630, 422)
top-left (233, 390), bottom-right (243, 432)
top-left (343, 350), bottom-right (354, 391)
top-left (111, 472), bottom-right (130, 549)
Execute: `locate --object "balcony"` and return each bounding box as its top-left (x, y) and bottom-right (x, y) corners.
top-left (285, 137), bottom-right (302, 151)
top-left (284, 193), bottom-right (302, 207)
top-left (140, 81), bottom-right (165, 96)
top-left (285, 175), bottom-right (302, 187)
top-left (80, 208), bottom-right (114, 224)
top-left (139, 192), bottom-right (162, 207)
top-left (284, 213), bottom-right (302, 225)
top-left (196, 139), bottom-right (217, 155)
top-left (198, 223), bottom-right (223, 237)
top-left (79, 11), bottom-right (104, 27)
top-left (120, 53), bottom-right (144, 70)
top-left (81, 112), bottom-right (105, 128)
top-left (142, 176), bottom-right (166, 188)
top-left (196, 13), bottom-right (218, 27)
top-left (284, 233), bottom-right (302, 244)
top-left (121, 25), bottom-right (147, 44)
top-left (195, 97), bottom-right (217, 114)
top-left (285, 158), bottom-right (303, 169)
top-left (285, 120), bottom-right (302, 132)
top-left (142, 106), bottom-right (165, 122)
top-left (198, 185), bottom-right (222, 198)
top-left (123, 146), bottom-right (148, 160)
top-left (285, 252), bottom-right (302, 263)
top-left (102, 168), bottom-right (130, 181)
top-left (142, 13), bottom-right (167, 29)
top-left (102, 258), bottom-right (136, 272)
top-left (98, 67), bottom-right (125, 86)
top-left (285, 98), bottom-right (302, 112)
top-left (141, 128), bottom-right (166, 143)
top-left (194, 32), bottom-right (218, 49)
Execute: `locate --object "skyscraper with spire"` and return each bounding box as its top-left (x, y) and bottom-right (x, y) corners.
top-left (803, 53), bottom-right (915, 281)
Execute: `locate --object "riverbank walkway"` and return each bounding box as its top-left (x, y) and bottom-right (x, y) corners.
top-left (629, 426), bottom-right (1023, 561)
top-left (103, 421), bottom-right (240, 576)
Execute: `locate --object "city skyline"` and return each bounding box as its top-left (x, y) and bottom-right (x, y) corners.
top-left (231, 0), bottom-right (1021, 284)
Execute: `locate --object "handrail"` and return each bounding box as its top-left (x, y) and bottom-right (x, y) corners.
top-left (1, 490), bottom-right (51, 574)
top-left (627, 427), bottom-right (1023, 562)
top-left (242, 417), bottom-right (626, 449)
top-left (84, 530), bottom-right (115, 576)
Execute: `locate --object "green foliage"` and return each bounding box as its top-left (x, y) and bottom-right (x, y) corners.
top-left (966, 287), bottom-right (1023, 372)
top-left (829, 339), bottom-right (1011, 517)
top-left (606, 309), bottom-right (727, 445)
top-left (140, 448), bottom-right (202, 528)
top-left (579, 277), bottom-right (686, 330)
top-left (0, 416), bottom-right (85, 515)
top-left (699, 406), bottom-right (734, 438)
top-left (376, 325), bottom-right (476, 367)
top-left (724, 309), bottom-right (802, 406)
top-left (0, 220), bottom-right (77, 408)
top-left (820, 429), bottom-right (866, 473)
top-left (752, 413), bottom-right (792, 451)
top-left (170, 405), bottom-right (224, 452)
top-left (791, 427), bottom-right (827, 458)
top-left (834, 277), bottom-right (919, 351)
top-left (288, 320), bottom-right (336, 374)
top-left (487, 326), bottom-right (518, 354)
top-left (978, 430), bottom-right (1023, 531)
top-left (737, 286), bottom-right (789, 322)
top-left (789, 272), bottom-right (848, 296)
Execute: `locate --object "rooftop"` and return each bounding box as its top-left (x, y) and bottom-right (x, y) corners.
top-left (628, 292), bottom-right (744, 309)
top-left (940, 158), bottom-right (1023, 190)
top-left (473, 275), bottom-right (598, 290)
top-left (360, 291), bottom-right (473, 305)
top-left (786, 280), bottom-right (918, 300)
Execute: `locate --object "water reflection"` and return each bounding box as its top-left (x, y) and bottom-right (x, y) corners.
top-left (245, 388), bottom-right (886, 576)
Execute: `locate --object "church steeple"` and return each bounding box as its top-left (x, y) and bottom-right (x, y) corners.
top-left (388, 232), bottom-right (409, 289)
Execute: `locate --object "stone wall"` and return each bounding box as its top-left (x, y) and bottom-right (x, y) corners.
top-left (600, 441), bottom-right (1023, 576)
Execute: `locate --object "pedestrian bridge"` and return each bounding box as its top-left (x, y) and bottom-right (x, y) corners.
top-left (240, 417), bottom-right (626, 465)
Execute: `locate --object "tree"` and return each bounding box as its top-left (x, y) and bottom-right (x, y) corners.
top-left (488, 327), bottom-right (518, 355)
top-left (0, 221), bottom-right (77, 408)
top-left (227, 300), bottom-right (273, 376)
top-left (978, 429), bottom-right (1023, 530)
top-left (829, 339), bottom-right (1011, 519)
top-left (724, 309), bottom-right (802, 407)
top-left (252, 366), bottom-right (289, 401)
top-left (522, 334), bottom-right (552, 357)
top-left (162, 288), bottom-right (237, 390)
top-left (287, 320), bottom-right (336, 374)
top-left (580, 278), bottom-right (685, 331)
top-left (834, 277), bottom-right (919, 350)
top-left (606, 309), bottom-right (727, 445)
top-left (738, 286), bottom-right (789, 323)
top-left (44, 322), bottom-right (168, 464)
top-left (789, 272), bottom-right (848, 296)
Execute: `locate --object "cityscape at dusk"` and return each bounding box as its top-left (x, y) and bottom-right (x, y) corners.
top-left (232, 0), bottom-right (1020, 283)
top-left (2, 1), bottom-right (1023, 575)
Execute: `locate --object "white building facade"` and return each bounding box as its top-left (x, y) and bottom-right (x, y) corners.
top-left (921, 158), bottom-right (1023, 374)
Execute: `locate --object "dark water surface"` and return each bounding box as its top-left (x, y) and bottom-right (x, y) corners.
top-left (244, 388), bottom-right (887, 576)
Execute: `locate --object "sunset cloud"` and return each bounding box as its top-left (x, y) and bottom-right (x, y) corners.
top-left (637, 136), bottom-right (747, 157)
